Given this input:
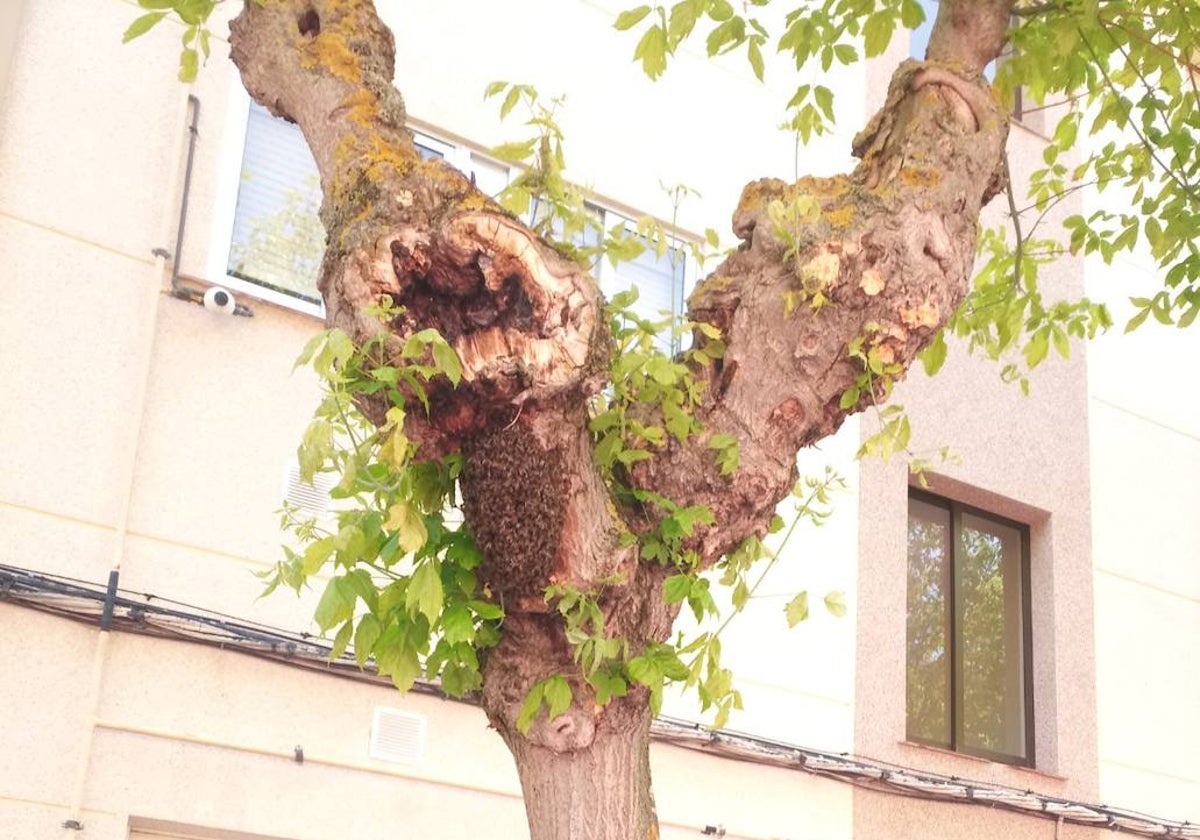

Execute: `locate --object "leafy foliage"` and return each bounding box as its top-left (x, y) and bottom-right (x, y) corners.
top-left (121, 0), bottom-right (217, 81)
top-left (1000, 2), bottom-right (1199, 330)
top-left (262, 320), bottom-right (500, 698)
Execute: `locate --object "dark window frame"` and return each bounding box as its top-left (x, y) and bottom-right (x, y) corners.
top-left (907, 487), bottom-right (1036, 767)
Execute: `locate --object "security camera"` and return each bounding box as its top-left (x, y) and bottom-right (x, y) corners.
top-left (203, 286), bottom-right (237, 315)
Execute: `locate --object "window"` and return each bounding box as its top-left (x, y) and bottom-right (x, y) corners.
top-left (217, 100), bottom-right (689, 337)
top-left (590, 210), bottom-right (688, 355)
top-left (906, 489), bottom-right (1034, 765)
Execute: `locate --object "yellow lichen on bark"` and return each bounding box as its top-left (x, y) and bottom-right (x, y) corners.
top-left (898, 166), bottom-right (941, 188)
top-left (825, 206), bottom-right (855, 228)
top-left (298, 30), bottom-right (363, 83)
top-left (339, 89), bottom-right (378, 126)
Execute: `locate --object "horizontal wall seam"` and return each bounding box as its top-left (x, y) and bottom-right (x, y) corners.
top-left (0, 210), bottom-right (158, 268)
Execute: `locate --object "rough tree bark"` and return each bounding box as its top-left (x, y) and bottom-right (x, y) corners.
top-left (228, 1), bottom-right (1014, 838)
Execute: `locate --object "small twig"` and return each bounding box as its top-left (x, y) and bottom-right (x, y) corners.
top-left (1003, 153), bottom-right (1025, 289)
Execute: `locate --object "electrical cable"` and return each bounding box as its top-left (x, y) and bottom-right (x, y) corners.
top-left (1, 563), bottom-right (1195, 839)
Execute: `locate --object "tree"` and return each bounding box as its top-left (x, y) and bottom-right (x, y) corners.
top-left (125, 1), bottom-right (1199, 838)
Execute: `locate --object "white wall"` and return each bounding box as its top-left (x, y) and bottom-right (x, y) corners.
top-left (1086, 252), bottom-right (1200, 820)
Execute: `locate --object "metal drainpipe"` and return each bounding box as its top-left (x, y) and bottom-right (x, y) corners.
top-left (165, 93), bottom-right (252, 317)
top-left (169, 94), bottom-right (200, 298)
top-left (64, 89), bottom-right (196, 834)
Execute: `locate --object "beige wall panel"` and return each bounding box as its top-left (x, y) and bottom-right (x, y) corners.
top-left (0, 216), bottom-right (158, 529)
top-left (0, 504), bottom-right (115, 583)
top-left (93, 636), bottom-right (518, 790)
top-left (1094, 575), bottom-right (1200, 793)
top-left (1096, 761), bottom-right (1200, 827)
top-left (852, 787), bottom-right (1104, 840)
top-left (1088, 403), bottom-right (1200, 599)
top-left (123, 298), bottom-right (323, 564)
top-left (86, 730), bottom-right (530, 840)
top-left (117, 534), bottom-right (324, 634)
top-left (652, 744), bottom-right (853, 840)
top-left (0, 608), bottom-right (96, 805)
top-left (0, 1), bottom-right (226, 262)
top-left (0, 800), bottom-right (125, 840)
top-left (0, 611), bottom-right (854, 840)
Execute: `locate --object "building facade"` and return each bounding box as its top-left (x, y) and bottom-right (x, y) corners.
top-left (0, 2), bottom-right (1195, 839)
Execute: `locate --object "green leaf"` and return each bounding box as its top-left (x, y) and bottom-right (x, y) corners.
top-left (634, 25), bottom-right (668, 80)
top-left (483, 80), bottom-right (508, 98)
top-left (385, 501), bottom-right (428, 556)
top-left (301, 535), bottom-right (337, 575)
top-left (353, 613), bottom-right (381, 667)
top-left (862, 12), bottom-right (895, 58)
top-left (432, 339), bottom-right (462, 386)
top-left (489, 138), bottom-right (538, 163)
top-left (469, 599), bottom-right (505, 621)
top-left (315, 578), bottom-right (352, 632)
top-left (441, 603), bottom-right (475, 645)
top-left (406, 560), bottom-right (444, 625)
top-left (375, 629), bottom-right (422, 693)
top-left (824, 590), bottom-right (847, 617)
top-left (627, 655), bottom-right (662, 687)
top-left (919, 330), bottom-right (948, 376)
top-left (747, 37), bottom-right (765, 81)
top-left (785, 591), bottom-right (809, 627)
top-left (293, 331), bottom-right (327, 370)
top-left (516, 681), bottom-right (546, 734)
top-left (178, 47), bottom-right (199, 83)
top-left (614, 5), bottom-right (652, 31)
top-left (500, 85), bottom-right (523, 119)
top-left (662, 574), bottom-right (693, 604)
top-left (731, 577), bottom-right (750, 610)
top-left (543, 675), bottom-right (573, 720)
top-left (1051, 327), bottom-right (1071, 360)
top-left (588, 670), bottom-right (628, 705)
top-left (900, 0), bottom-right (924, 29)
top-left (1023, 330), bottom-right (1049, 368)
top-left (329, 619), bottom-right (353, 660)
top-left (122, 11), bottom-right (167, 42)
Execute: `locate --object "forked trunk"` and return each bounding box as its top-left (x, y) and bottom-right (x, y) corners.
top-left (226, 2), bottom-right (1017, 839)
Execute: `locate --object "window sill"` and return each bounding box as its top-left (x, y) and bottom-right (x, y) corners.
top-left (180, 273), bottom-right (325, 320)
top-left (898, 741), bottom-right (1067, 783)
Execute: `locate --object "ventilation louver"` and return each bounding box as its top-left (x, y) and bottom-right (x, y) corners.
top-left (282, 460), bottom-right (336, 520)
top-left (369, 707), bottom-right (427, 764)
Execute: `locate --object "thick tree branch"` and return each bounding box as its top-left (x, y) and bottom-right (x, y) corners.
top-left (634, 60), bottom-right (1012, 563)
top-left (927, 0), bottom-right (1015, 71)
top-left (228, 0), bottom-right (648, 764)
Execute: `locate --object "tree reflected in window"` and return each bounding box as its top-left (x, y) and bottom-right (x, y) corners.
top-left (906, 491), bottom-right (1033, 765)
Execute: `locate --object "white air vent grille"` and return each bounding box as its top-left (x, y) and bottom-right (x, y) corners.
top-left (369, 707), bottom-right (427, 764)
top-left (282, 460), bottom-right (336, 519)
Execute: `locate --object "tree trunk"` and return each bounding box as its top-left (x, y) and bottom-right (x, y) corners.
top-left (504, 703), bottom-right (657, 840)
top-left (225, 1), bottom-right (1017, 838)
